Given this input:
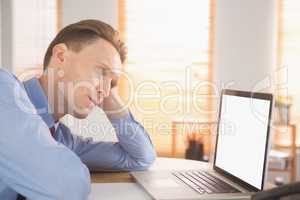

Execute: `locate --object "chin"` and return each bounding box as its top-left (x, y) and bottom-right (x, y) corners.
top-left (72, 110), bottom-right (90, 119)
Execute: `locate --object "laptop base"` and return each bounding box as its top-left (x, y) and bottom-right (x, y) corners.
top-left (131, 170), bottom-right (253, 200)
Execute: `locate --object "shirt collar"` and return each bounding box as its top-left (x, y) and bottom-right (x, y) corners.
top-left (23, 77), bottom-right (55, 128)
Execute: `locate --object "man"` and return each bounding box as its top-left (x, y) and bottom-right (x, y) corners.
top-left (0, 20), bottom-right (156, 200)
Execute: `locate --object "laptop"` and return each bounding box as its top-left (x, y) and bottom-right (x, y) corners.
top-left (131, 89), bottom-right (273, 200)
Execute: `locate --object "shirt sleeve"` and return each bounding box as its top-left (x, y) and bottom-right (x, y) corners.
top-left (0, 71), bottom-right (91, 200)
top-left (58, 112), bottom-right (156, 171)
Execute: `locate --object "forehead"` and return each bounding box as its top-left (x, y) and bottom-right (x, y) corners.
top-left (78, 38), bottom-right (122, 71)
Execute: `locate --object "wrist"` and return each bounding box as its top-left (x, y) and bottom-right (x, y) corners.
top-left (102, 88), bottom-right (129, 119)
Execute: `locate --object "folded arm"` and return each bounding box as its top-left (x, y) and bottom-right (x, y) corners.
top-left (60, 88), bottom-right (156, 171)
top-left (60, 111), bottom-right (156, 171)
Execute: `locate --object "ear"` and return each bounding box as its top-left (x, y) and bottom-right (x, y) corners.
top-left (51, 43), bottom-right (68, 65)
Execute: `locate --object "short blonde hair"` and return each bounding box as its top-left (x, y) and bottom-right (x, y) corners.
top-left (43, 19), bottom-right (126, 69)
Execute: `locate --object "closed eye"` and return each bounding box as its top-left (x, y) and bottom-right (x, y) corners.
top-left (95, 68), bottom-right (112, 77)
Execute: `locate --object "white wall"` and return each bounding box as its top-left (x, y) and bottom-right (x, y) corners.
top-left (214, 0), bottom-right (277, 93)
top-left (61, 0), bottom-right (119, 29)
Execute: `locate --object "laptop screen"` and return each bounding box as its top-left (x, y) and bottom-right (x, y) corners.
top-left (214, 90), bottom-right (272, 191)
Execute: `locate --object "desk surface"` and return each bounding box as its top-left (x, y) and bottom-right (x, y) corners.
top-left (91, 157), bottom-right (209, 183)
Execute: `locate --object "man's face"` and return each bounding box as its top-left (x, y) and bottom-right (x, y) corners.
top-left (57, 39), bottom-right (122, 118)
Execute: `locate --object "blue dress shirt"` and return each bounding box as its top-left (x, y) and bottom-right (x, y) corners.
top-left (0, 69), bottom-right (156, 200)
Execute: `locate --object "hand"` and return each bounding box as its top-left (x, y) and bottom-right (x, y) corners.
top-left (101, 87), bottom-right (129, 119)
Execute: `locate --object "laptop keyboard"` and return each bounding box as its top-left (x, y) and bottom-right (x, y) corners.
top-left (172, 171), bottom-right (240, 194)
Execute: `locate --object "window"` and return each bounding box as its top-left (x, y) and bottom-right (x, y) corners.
top-left (278, 0), bottom-right (300, 119)
top-left (12, 0), bottom-right (59, 77)
top-left (119, 0), bottom-right (215, 156)
top-left (277, 0), bottom-right (300, 147)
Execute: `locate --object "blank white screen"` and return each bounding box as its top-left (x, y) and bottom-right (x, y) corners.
top-left (215, 95), bottom-right (271, 189)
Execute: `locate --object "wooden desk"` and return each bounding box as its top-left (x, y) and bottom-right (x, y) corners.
top-left (91, 172), bottom-right (134, 183)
